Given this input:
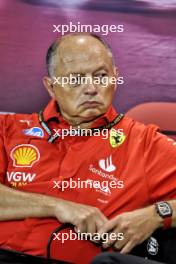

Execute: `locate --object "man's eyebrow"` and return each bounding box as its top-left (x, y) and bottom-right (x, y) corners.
top-left (94, 66), bottom-right (109, 73)
top-left (64, 72), bottom-right (83, 76)
top-left (63, 65), bottom-right (109, 76)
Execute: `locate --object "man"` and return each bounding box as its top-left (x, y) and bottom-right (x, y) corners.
top-left (0, 33), bottom-right (176, 264)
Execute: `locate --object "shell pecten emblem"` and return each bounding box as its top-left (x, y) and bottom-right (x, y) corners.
top-left (10, 144), bottom-right (40, 167)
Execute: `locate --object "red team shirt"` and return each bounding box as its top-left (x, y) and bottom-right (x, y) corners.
top-left (0, 99), bottom-right (176, 263)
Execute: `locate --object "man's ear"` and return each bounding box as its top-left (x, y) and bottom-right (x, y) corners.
top-left (114, 66), bottom-right (119, 78)
top-left (114, 66), bottom-right (119, 92)
top-left (42, 76), bottom-right (56, 98)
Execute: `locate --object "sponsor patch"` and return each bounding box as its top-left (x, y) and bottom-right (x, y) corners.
top-left (99, 155), bottom-right (116, 172)
top-left (109, 129), bottom-right (126, 148)
top-left (10, 144), bottom-right (40, 167)
top-left (23, 127), bottom-right (44, 138)
top-left (7, 171), bottom-right (36, 188)
top-left (7, 171), bottom-right (36, 182)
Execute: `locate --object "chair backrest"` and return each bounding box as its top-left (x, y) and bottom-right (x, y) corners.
top-left (126, 102), bottom-right (176, 140)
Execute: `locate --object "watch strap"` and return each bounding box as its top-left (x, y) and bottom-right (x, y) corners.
top-left (163, 216), bottom-right (172, 230)
top-left (155, 202), bottom-right (173, 230)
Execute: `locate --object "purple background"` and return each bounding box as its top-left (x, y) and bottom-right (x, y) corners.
top-left (0, 0), bottom-right (176, 114)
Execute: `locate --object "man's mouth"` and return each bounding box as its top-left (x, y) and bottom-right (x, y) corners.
top-left (81, 101), bottom-right (101, 107)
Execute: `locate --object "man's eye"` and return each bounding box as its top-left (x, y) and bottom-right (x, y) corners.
top-left (94, 73), bottom-right (108, 85)
top-left (69, 76), bottom-right (81, 87)
top-left (95, 73), bottom-right (108, 78)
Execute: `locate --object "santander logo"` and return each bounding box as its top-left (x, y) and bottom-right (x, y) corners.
top-left (98, 155), bottom-right (116, 172)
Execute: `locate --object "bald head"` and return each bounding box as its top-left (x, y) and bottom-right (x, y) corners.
top-left (46, 33), bottom-right (114, 77)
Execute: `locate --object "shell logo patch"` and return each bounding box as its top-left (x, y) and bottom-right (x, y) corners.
top-left (109, 128), bottom-right (126, 148)
top-left (10, 144), bottom-right (40, 167)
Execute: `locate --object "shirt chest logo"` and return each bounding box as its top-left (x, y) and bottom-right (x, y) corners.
top-left (10, 144), bottom-right (40, 168)
top-left (6, 171), bottom-right (36, 188)
top-left (23, 127), bottom-right (44, 138)
top-left (88, 155), bottom-right (124, 189)
top-left (99, 155), bottom-right (116, 172)
top-left (109, 128), bottom-right (126, 148)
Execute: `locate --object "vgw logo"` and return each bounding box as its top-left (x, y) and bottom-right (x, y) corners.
top-left (7, 172), bottom-right (36, 188)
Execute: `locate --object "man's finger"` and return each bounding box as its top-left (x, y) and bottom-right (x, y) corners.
top-left (76, 220), bottom-right (87, 234)
top-left (98, 219), bottom-right (117, 235)
top-left (120, 240), bottom-right (135, 254)
top-left (94, 214), bottom-right (109, 231)
top-left (87, 218), bottom-right (96, 235)
top-left (112, 234), bottom-right (127, 251)
top-left (101, 228), bottom-right (125, 249)
top-left (96, 210), bottom-right (109, 224)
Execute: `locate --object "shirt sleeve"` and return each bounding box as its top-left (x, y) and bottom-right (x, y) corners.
top-left (0, 115), bottom-right (8, 184)
top-left (144, 125), bottom-right (176, 203)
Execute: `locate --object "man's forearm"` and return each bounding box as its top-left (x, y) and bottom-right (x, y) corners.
top-left (0, 183), bottom-right (108, 234)
top-left (0, 183), bottom-right (58, 221)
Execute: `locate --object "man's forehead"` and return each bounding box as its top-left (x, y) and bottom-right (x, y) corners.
top-left (57, 35), bottom-right (111, 60)
top-left (62, 52), bottom-right (93, 63)
top-left (53, 35), bottom-right (114, 74)
top-left (57, 46), bottom-right (112, 67)
top-left (56, 53), bottom-right (112, 75)
top-left (60, 51), bottom-right (106, 64)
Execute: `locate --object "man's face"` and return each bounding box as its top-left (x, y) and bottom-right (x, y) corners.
top-left (45, 36), bottom-right (117, 125)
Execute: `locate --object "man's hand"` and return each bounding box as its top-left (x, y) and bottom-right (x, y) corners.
top-left (98, 205), bottom-right (163, 254)
top-left (54, 200), bottom-right (108, 235)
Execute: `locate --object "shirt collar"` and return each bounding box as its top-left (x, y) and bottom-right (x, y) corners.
top-left (43, 99), bottom-right (60, 122)
top-left (42, 99), bottom-right (118, 128)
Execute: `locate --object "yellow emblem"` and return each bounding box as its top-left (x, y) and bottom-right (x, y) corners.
top-left (10, 144), bottom-right (40, 167)
top-left (109, 129), bottom-right (126, 148)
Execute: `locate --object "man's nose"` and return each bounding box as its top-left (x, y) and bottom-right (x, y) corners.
top-left (84, 77), bottom-right (97, 95)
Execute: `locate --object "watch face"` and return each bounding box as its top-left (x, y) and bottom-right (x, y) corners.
top-left (157, 202), bottom-right (172, 217)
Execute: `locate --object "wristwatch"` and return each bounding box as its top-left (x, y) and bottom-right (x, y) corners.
top-left (155, 201), bottom-right (173, 230)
